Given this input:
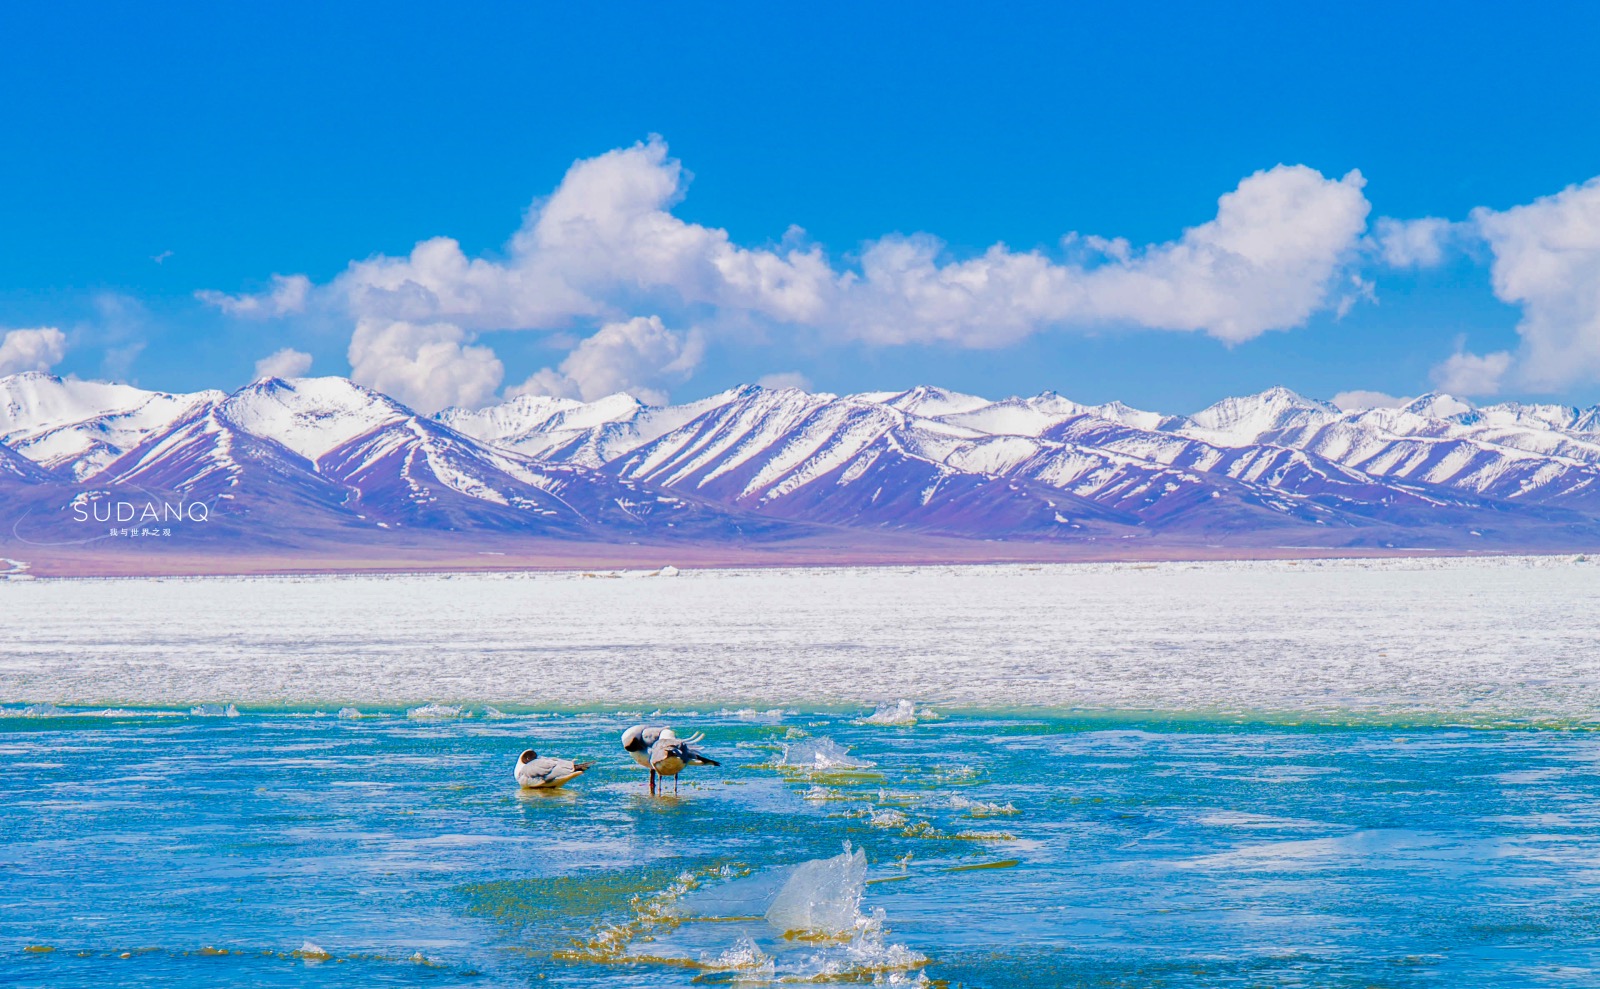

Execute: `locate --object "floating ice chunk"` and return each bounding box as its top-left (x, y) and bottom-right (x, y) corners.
top-left (765, 842), bottom-right (868, 937)
top-left (189, 703), bottom-right (240, 717)
top-left (948, 795), bottom-right (1018, 817)
top-left (659, 565), bottom-right (680, 577)
top-left (293, 941), bottom-right (331, 962)
top-left (406, 703), bottom-right (466, 719)
top-left (699, 936), bottom-right (775, 976)
top-left (483, 706), bottom-right (508, 719)
top-left (719, 707), bottom-right (787, 720)
top-left (860, 700), bottom-right (919, 726)
top-left (20, 703), bottom-right (63, 717)
top-left (779, 738), bottom-right (875, 770)
top-left (336, 707), bottom-right (362, 719)
top-left (869, 808), bottom-right (909, 829)
top-left (819, 908), bottom-right (929, 981)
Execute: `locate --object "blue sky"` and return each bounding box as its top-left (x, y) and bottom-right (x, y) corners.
top-left (4, 3), bottom-right (1600, 413)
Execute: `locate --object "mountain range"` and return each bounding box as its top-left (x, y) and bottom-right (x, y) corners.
top-left (5, 371), bottom-right (1600, 574)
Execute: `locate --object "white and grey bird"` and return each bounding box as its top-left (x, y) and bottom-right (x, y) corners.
top-left (621, 724), bottom-right (669, 793)
top-left (514, 749), bottom-right (595, 789)
top-left (647, 728), bottom-right (720, 794)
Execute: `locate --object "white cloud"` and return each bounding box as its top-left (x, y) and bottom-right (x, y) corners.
top-left (254, 348), bottom-right (313, 379)
top-left (1372, 216), bottom-right (1455, 268)
top-left (0, 327), bottom-right (68, 375)
top-left (1432, 349), bottom-right (1513, 397)
top-left (1331, 389), bottom-right (1407, 410)
top-left (201, 140), bottom-right (1378, 401)
top-left (1471, 177), bottom-right (1600, 391)
top-left (218, 139), bottom-right (1372, 348)
top-left (197, 274), bottom-right (312, 318)
top-left (511, 316), bottom-right (701, 405)
top-left (756, 371), bottom-right (813, 391)
top-left (844, 163), bottom-right (1371, 346)
top-left (347, 319), bottom-right (503, 413)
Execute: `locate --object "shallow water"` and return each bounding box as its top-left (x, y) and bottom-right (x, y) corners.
top-left (5, 707), bottom-right (1600, 987)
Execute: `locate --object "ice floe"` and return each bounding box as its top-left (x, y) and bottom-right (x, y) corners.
top-left (779, 738), bottom-right (875, 770)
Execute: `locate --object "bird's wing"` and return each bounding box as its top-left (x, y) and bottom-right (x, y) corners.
top-left (525, 757), bottom-right (565, 780)
top-left (682, 745), bottom-right (721, 767)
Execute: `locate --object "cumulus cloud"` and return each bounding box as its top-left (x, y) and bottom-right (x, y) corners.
top-left (1372, 216), bottom-right (1456, 268)
top-left (200, 139), bottom-right (1378, 398)
top-left (254, 347), bottom-right (313, 379)
top-left (347, 319), bottom-right (503, 412)
top-left (1331, 389), bottom-right (1407, 410)
top-left (0, 327), bottom-right (68, 375)
top-left (1432, 348), bottom-right (1513, 397)
top-left (197, 273), bottom-right (312, 318)
top-left (511, 316), bottom-right (701, 405)
top-left (846, 164), bottom-right (1371, 346)
top-left (1471, 177), bottom-right (1600, 391)
top-left (756, 371), bottom-right (813, 391)
top-left (329, 143), bottom-right (1370, 347)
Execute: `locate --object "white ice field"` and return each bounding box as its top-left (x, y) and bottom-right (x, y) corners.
top-left (2, 555), bottom-right (1598, 722)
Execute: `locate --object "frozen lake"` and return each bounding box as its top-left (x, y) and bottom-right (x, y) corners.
top-left (3, 555), bottom-right (1599, 721)
top-left (7, 557), bottom-right (1600, 986)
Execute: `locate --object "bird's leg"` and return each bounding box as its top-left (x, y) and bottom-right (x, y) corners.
top-left (649, 768), bottom-right (656, 795)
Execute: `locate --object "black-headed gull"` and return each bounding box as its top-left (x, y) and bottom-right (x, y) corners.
top-left (514, 749), bottom-right (595, 789)
top-left (648, 728), bottom-right (720, 794)
top-left (622, 724), bottom-right (667, 793)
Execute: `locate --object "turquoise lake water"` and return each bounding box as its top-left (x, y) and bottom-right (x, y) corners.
top-left (3, 707), bottom-right (1599, 987)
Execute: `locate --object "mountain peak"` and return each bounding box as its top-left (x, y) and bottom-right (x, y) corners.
top-left (883, 385), bottom-right (992, 418)
top-left (220, 375), bottom-right (409, 462)
top-left (1184, 387), bottom-right (1339, 445)
top-left (1400, 392), bottom-right (1473, 418)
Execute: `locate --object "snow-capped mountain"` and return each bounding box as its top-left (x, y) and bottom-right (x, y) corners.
top-left (0, 372), bottom-right (224, 479)
top-left (6, 371), bottom-right (1600, 561)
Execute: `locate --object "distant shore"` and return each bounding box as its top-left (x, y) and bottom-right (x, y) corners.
top-left (0, 534), bottom-right (1573, 580)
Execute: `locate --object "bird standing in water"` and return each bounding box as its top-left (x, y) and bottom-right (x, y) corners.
top-left (622, 724), bottom-right (668, 793)
top-left (513, 749), bottom-right (595, 789)
top-left (648, 728), bottom-right (720, 794)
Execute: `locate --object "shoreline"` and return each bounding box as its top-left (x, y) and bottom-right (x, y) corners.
top-left (0, 541), bottom-right (1575, 582)
top-left (5, 701), bottom-right (1600, 730)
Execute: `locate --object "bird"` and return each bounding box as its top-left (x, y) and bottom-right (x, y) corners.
top-left (647, 728), bottom-right (720, 794)
top-left (513, 749), bottom-right (595, 789)
top-left (622, 724), bottom-right (669, 793)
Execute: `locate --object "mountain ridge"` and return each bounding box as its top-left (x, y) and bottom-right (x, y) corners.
top-left (5, 371), bottom-right (1600, 573)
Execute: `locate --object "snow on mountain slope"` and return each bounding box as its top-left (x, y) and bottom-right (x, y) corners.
top-left (934, 393), bottom-right (1089, 438)
top-left (1256, 404), bottom-right (1600, 510)
top-left (439, 390), bottom-right (731, 467)
top-left (219, 377), bottom-right (409, 462)
top-left (11, 374), bottom-right (1600, 552)
top-left (877, 385), bottom-right (993, 418)
top-left (316, 415), bottom-right (598, 532)
top-left (1402, 393), bottom-right (1474, 419)
top-left (0, 439), bottom-right (54, 483)
top-left (317, 411), bottom-right (781, 538)
top-left (0, 372), bottom-right (223, 479)
top-left (610, 387), bottom-right (1136, 536)
top-left (1181, 386), bottom-right (1342, 447)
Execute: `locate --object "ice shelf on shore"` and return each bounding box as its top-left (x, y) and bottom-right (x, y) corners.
top-left (4, 556), bottom-right (1600, 719)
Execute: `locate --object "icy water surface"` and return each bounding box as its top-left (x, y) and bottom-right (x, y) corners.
top-left (4, 707), bottom-right (1600, 987)
top-left (5, 556), bottom-right (1600, 719)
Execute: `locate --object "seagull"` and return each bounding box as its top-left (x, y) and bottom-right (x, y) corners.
top-left (648, 728), bottom-right (720, 794)
top-left (514, 749), bottom-right (595, 789)
top-left (622, 724), bottom-right (669, 794)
